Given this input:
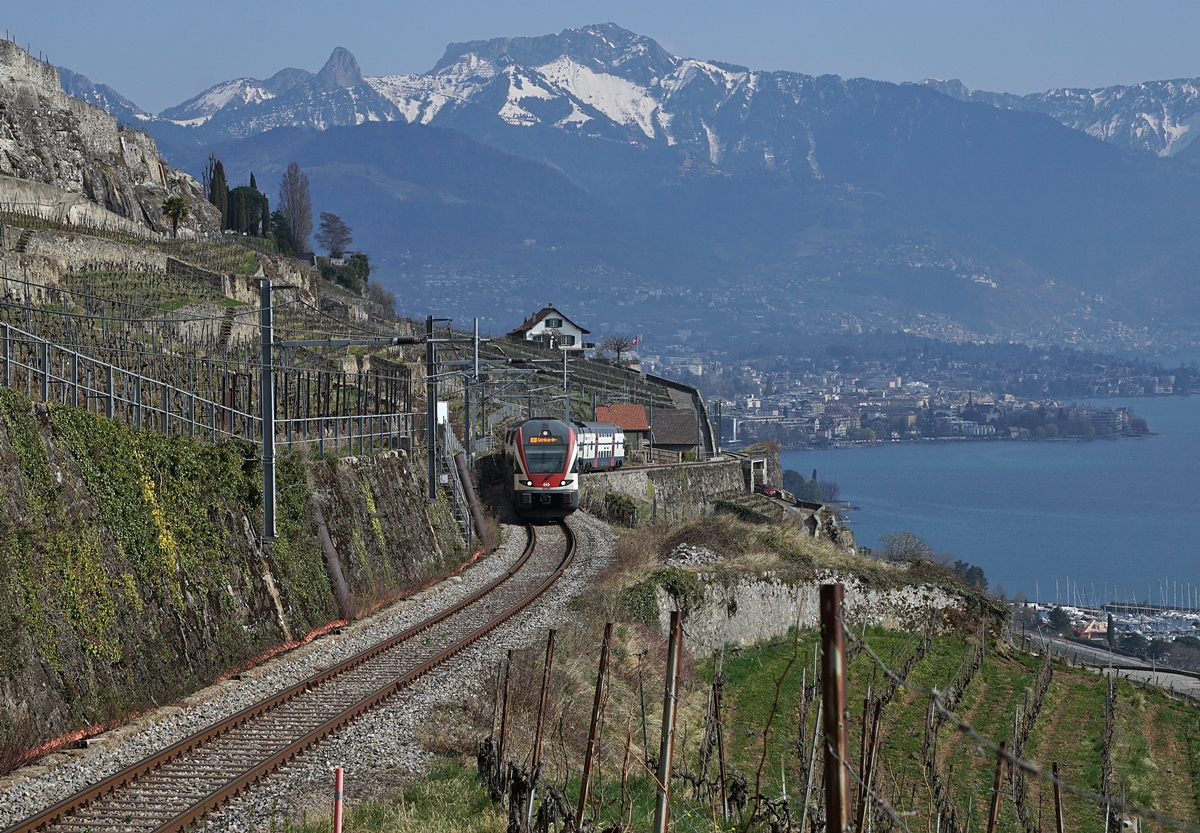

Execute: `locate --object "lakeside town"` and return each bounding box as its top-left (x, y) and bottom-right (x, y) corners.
top-left (640, 342), bottom-right (1176, 449)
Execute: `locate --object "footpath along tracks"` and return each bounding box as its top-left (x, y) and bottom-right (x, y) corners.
top-left (5, 522), bottom-right (576, 833)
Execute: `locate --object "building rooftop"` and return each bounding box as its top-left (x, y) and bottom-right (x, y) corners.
top-left (596, 404), bottom-right (650, 432)
top-left (652, 409), bottom-right (700, 446)
top-left (507, 305), bottom-right (591, 337)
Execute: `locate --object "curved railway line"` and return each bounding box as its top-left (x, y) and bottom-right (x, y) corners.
top-left (6, 522), bottom-right (575, 833)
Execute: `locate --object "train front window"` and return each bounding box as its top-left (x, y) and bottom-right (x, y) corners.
top-left (524, 447), bottom-right (567, 474)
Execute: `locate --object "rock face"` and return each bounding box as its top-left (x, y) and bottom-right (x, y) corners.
top-left (0, 40), bottom-right (218, 237)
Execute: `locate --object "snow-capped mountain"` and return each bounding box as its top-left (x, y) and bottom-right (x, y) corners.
top-left (66, 23), bottom-right (1200, 172)
top-left (920, 77), bottom-right (1200, 163)
top-left (363, 24), bottom-right (810, 171)
top-left (154, 47), bottom-right (402, 140)
top-left (50, 24), bottom-right (1200, 344)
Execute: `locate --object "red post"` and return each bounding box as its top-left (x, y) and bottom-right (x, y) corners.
top-left (333, 767), bottom-right (344, 833)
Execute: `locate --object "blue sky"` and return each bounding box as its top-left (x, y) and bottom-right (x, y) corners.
top-left (11, 1), bottom-right (1200, 113)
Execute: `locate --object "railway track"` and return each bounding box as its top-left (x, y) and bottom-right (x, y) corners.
top-left (6, 522), bottom-right (575, 833)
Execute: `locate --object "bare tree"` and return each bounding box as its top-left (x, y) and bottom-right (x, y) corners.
top-left (277, 162), bottom-right (312, 251)
top-left (315, 211), bottom-right (353, 257)
top-left (878, 530), bottom-right (933, 563)
top-left (601, 335), bottom-right (634, 364)
top-left (367, 280), bottom-right (396, 314)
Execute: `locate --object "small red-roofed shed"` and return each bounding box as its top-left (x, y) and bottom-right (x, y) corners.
top-left (596, 404), bottom-right (650, 450)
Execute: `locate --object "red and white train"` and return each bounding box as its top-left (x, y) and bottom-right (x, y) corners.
top-left (503, 418), bottom-right (628, 520)
top-left (572, 421), bottom-right (625, 471)
top-left (504, 418), bottom-right (580, 519)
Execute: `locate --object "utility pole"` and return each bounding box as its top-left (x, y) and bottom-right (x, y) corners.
top-left (714, 400), bottom-right (722, 456)
top-left (426, 315), bottom-right (436, 502)
top-left (563, 348), bottom-right (570, 423)
top-left (260, 279), bottom-right (277, 540)
top-left (470, 317), bottom-right (479, 463)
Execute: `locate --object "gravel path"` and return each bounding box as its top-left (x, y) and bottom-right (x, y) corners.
top-left (0, 512), bottom-right (614, 831)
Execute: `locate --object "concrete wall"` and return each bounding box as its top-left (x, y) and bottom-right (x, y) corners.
top-left (661, 570), bottom-right (972, 656)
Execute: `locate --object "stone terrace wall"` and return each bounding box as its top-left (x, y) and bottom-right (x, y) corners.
top-left (0, 40), bottom-right (218, 237)
top-left (579, 458), bottom-right (750, 525)
top-left (0, 392), bottom-right (466, 740)
top-left (663, 570), bottom-right (971, 656)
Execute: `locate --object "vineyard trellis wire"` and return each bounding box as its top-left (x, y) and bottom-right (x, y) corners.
top-left (0, 319), bottom-right (424, 460)
top-left (839, 611), bottom-right (1200, 833)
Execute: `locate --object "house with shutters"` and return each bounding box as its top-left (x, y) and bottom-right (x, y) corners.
top-left (507, 305), bottom-right (591, 351)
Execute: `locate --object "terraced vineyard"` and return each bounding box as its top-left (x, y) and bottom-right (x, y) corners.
top-left (708, 627), bottom-right (1200, 832)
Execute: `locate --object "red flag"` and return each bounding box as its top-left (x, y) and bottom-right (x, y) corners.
top-left (631, 335), bottom-right (639, 347)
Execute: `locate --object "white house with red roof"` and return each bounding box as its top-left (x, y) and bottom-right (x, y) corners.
top-left (507, 305), bottom-right (592, 351)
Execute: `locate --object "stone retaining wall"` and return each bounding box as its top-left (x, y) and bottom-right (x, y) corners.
top-left (661, 570), bottom-right (970, 656)
top-left (579, 458), bottom-right (749, 525)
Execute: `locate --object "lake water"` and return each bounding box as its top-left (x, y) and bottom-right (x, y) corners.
top-left (781, 396), bottom-right (1200, 605)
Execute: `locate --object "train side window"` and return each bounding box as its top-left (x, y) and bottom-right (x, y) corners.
top-left (571, 458), bottom-right (579, 473)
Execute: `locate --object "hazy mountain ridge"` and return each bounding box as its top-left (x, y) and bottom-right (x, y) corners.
top-left (919, 76), bottom-right (1200, 163)
top-left (57, 65), bottom-right (155, 125)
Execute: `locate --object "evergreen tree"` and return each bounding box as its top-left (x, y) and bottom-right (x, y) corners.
top-left (260, 195), bottom-right (270, 238)
top-left (234, 190), bottom-right (247, 233)
top-left (207, 157), bottom-right (229, 229)
top-left (161, 196), bottom-right (189, 239)
top-left (270, 210), bottom-right (293, 253)
top-left (250, 172), bottom-right (257, 190)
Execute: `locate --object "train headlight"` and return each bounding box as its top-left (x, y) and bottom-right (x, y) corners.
top-left (522, 480), bottom-right (534, 487)
top-left (560, 479), bottom-right (573, 486)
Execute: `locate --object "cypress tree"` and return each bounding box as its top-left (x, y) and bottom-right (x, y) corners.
top-left (260, 195), bottom-right (270, 237)
top-left (234, 191), bottom-right (247, 233)
top-left (250, 172), bottom-right (257, 191)
top-left (210, 160), bottom-right (228, 229)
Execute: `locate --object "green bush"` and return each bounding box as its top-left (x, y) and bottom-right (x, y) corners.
top-left (617, 567), bottom-right (705, 625)
top-left (319, 252), bottom-right (370, 293)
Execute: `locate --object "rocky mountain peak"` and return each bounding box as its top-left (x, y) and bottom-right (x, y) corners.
top-left (315, 47), bottom-right (364, 90)
top-left (433, 22), bottom-right (679, 84)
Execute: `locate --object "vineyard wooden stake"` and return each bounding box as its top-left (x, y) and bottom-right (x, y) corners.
top-left (799, 700), bottom-right (823, 833)
top-left (856, 690), bottom-right (871, 813)
top-left (620, 712), bottom-right (634, 828)
top-left (986, 741), bottom-right (1007, 833)
top-left (497, 649), bottom-right (514, 792)
top-left (821, 583), bottom-right (849, 833)
top-left (1052, 762), bottom-right (1065, 833)
top-left (532, 629), bottom-right (556, 773)
top-left (652, 610), bottom-right (683, 833)
top-left (854, 699), bottom-right (883, 833)
top-left (714, 665), bottom-right (729, 822)
top-left (576, 622), bottom-right (613, 829)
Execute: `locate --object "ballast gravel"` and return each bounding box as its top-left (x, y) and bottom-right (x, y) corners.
top-left (0, 512), bottom-right (615, 831)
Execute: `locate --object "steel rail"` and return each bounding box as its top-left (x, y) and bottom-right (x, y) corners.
top-left (6, 522), bottom-right (575, 833)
